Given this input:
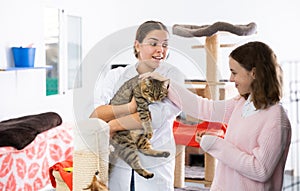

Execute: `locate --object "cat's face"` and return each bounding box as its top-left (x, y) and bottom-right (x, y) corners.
top-left (140, 78), bottom-right (168, 103)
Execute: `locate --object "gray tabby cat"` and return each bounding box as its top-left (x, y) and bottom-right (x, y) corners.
top-left (109, 75), bottom-right (170, 179)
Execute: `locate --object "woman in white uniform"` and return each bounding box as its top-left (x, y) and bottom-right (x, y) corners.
top-left (90, 20), bottom-right (185, 191)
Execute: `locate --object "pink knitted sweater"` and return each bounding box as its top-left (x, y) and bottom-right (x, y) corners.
top-left (169, 82), bottom-right (291, 191)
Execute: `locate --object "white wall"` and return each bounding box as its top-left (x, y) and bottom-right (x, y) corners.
top-left (0, 0), bottom-right (299, 177)
top-left (0, 0), bottom-right (299, 120)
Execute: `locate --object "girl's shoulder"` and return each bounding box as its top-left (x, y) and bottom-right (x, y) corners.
top-left (257, 104), bottom-right (291, 126)
top-left (265, 104), bottom-right (291, 130)
top-left (268, 103), bottom-right (290, 118)
top-left (266, 103), bottom-right (286, 112)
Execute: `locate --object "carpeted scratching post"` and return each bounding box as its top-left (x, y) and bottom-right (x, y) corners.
top-left (174, 145), bottom-right (186, 188)
top-left (73, 118), bottom-right (110, 191)
top-left (203, 34), bottom-right (219, 183)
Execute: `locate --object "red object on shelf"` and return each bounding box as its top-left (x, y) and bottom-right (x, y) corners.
top-left (173, 120), bottom-right (227, 147)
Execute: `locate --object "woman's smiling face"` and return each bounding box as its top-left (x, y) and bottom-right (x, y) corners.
top-left (229, 57), bottom-right (255, 96)
top-left (135, 29), bottom-right (169, 69)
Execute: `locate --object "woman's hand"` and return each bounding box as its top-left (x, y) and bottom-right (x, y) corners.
top-left (195, 130), bottom-right (207, 154)
top-left (129, 96), bottom-right (137, 113)
top-left (108, 112), bottom-right (141, 137)
top-left (139, 71), bottom-right (169, 82)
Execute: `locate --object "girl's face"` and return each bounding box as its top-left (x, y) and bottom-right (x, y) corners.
top-left (135, 29), bottom-right (169, 70)
top-left (229, 57), bottom-right (255, 95)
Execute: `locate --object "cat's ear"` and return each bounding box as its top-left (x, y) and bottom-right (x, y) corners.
top-left (163, 79), bottom-right (170, 89)
top-left (143, 78), bottom-right (151, 86)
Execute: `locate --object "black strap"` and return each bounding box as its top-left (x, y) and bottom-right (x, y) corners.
top-left (130, 169), bottom-right (135, 191)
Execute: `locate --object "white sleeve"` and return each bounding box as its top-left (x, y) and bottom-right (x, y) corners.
top-left (93, 67), bottom-right (125, 108)
top-left (148, 65), bottom-right (184, 130)
top-left (166, 67), bottom-right (185, 85)
top-left (149, 98), bottom-right (181, 130)
top-left (158, 64), bottom-right (185, 86)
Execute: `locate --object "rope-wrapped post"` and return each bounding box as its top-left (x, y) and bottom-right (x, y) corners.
top-left (73, 118), bottom-right (110, 191)
top-left (174, 145), bottom-right (186, 188)
top-left (205, 34), bottom-right (220, 100)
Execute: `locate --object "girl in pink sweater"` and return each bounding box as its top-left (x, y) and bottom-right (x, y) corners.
top-left (140, 41), bottom-right (291, 191)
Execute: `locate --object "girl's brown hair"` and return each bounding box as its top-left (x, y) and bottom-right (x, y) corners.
top-left (134, 21), bottom-right (169, 58)
top-left (229, 41), bottom-right (283, 109)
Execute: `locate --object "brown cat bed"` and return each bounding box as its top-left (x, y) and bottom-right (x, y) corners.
top-left (0, 112), bottom-right (62, 150)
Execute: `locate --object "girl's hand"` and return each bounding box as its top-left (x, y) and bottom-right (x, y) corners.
top-left (195, 130), bottom-right (207, 154)
top-left (195, 130), bottom-right (206, 143)
top-left (139, 72), bottom-right (169, 82)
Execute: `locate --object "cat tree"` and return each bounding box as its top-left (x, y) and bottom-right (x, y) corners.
top-left (172, 21), bottom-right (257, 187)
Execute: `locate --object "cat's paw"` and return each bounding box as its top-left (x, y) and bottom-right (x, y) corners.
top-left (137, 169), bottom-right (154, 179)
top-left (162, 151), bottom-right (170, 158)
top-left (156, 151), bottom-right (170, 158)
top-left (145, 132), bottom-right (153, 139)
top-left (145, 172), bottom-right (154, 179)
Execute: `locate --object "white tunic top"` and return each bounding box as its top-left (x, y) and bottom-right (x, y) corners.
top-left (94, 62), bottom-right (185, 191)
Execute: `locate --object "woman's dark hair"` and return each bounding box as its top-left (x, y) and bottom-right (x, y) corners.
top-left (229, 41), bottom-right (283, 109)
top-left (134, 21), bottom-right (169, 58)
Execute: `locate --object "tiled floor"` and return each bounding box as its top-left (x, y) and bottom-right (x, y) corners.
top-left (175, 181), bottom-right (210, 191)
top-left (39, 184), bottom-right (55, 191)
top-left (174, 177), bottom-right (300, 191)
top-left (174, 166), bottom-right (300, 191)
top-left (41, 181), bottom-right (300, 191)
top-left (40, 167), bottom-right (300, 191)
